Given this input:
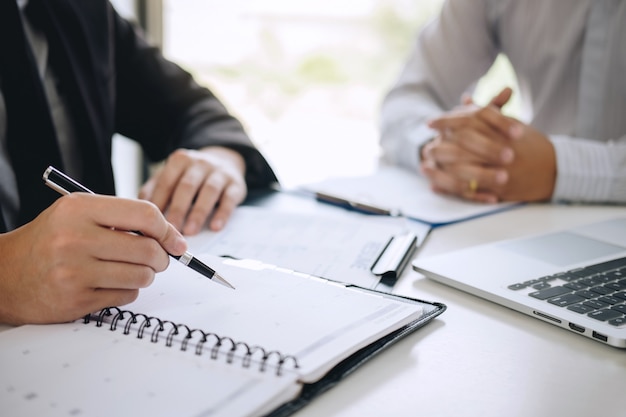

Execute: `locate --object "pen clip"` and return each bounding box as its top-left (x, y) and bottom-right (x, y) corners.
top-left (370, 232), bottom-right (417, 277)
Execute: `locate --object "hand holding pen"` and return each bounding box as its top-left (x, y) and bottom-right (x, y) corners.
top-left (43, 166), bottom-right (234, 289)
top-left (0, 178), bottom-right (188, 324)
top-left (0, 166), bottom-right (233, 325)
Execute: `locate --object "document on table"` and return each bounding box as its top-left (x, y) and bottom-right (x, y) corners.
top-left (185, 206), bottom-right (431, 290)
top-left (299, 165), bottom-right (521, 226)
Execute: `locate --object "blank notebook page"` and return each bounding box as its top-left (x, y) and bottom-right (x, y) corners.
top-left (127, 255), bottom-right (424, 382)
top-left (0, 322), bottom-right (299, 417)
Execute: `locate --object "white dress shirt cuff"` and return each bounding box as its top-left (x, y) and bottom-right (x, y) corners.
top-left (380, 121), bottom-right (435, 172)
top-left (550, 135), bottom-right (615, 203)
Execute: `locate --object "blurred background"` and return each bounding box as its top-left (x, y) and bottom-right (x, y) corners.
top-left (111, 0), bottom-right (520, 192)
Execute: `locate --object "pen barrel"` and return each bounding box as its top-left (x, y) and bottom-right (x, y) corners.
top-left (185, 256), bottom-right (216, 279)
top-left (43, 166), bottom-right (95, 195)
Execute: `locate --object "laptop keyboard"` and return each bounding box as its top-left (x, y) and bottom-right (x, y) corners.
top-left (508, 257), bottom-right (626, 327)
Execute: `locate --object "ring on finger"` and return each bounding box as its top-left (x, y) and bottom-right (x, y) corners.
top-left (468, 178), bottom-right (478, 193)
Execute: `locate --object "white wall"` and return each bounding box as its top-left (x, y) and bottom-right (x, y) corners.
top-left (108, 0), bottom-right (145, 198)
top-left (109, 0), bottom-right (136, 19)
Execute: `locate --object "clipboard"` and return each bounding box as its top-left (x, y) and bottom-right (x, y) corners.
top-left (185, 206), bottom-right (427, 292)
top-left (303, 166), bottom-right (521, 227)
top-left (370, 232), bottom-right (418, 291)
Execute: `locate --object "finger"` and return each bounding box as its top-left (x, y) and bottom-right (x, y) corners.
top-left (86, 259), bottom-right (159, 289)
top-left (420, 136), bottom-right (441, 161)
top-left (428, 105), bottom-right (498, 131)
top-left (489, 87), bottom-right (513, 109)
top-left (165, 164), bottom-right (208, 231)
top-left (181, 170), bottom-right (227, 235)
top-left (95, 263), bottom-right (157, 289)
top-left (473, 106), bottom-right (520, 139)
top-left (32, 250), bottom-right (160, 320)
top-left (428, 123), bottom-right (513, 166)
top-left (421, 159), bottom-right (497, 203)
top-left (207, 181), bottom-right (246, 232)
top-left (89, 228), bottom-right (172, 272)
top-left (455, 166), bottom-right (509, 202)
top-left (455, 87), bottom-right (512, 116)
top-left (442, 128), bottom-right (515, 165)
top-left (91, 288), bottom-right (141, 309)
top-left (138, 176), bottom-right (156, 201)
top-left (147, 152), bottom-right (189, 211)
top-left (421, 160), bottom-right (469, 197)
top-left (431, 182), bottom-right (498, 204)
top-left (431, 106), bottom-right (521, 143)
top-left (422, 160), bottom-right (507, 202)
top-left (426, 139), bottom-right (486, 166)
top-left (87, 196), bottom-right (187, 257)
top-left (44, 288), bottom-right (142, 323)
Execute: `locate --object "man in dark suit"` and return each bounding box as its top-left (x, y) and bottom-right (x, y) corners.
top-left (0, 0), bottom-right (277, 325)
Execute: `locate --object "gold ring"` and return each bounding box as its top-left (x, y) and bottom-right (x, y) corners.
top-left (469, 178), bottom-right (478, 193)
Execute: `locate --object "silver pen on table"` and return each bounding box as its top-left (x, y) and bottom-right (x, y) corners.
top-left (42, 165), bottom-right (235, 289)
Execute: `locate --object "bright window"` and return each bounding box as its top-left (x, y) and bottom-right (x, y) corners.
top-left (161, 1), bottom-right (518, 187)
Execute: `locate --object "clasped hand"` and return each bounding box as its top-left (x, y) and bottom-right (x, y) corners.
top-left (420, 87), bottom-right (556, 203)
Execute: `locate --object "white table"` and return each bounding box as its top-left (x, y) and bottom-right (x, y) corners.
top-left (293, 203), bottom-right (626, 417)
top-left (1, 199), bottom-right (624, 417)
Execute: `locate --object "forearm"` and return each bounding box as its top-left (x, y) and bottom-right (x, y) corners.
top-left (380, 0), bottom-right (497, 172)
top-left (111, 13), bottom-right (276, 189)
top-left (179, 102), bottom-right (278, 189)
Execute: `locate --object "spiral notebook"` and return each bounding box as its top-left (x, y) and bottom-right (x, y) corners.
top-left (0, 254), bottom-right (445, 417)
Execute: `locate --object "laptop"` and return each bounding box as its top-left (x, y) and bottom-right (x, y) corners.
top-left (412, 217), bottom-right (626, 348)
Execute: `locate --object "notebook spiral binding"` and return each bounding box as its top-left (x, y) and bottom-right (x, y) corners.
top-left (83, 307), bottom-right (300, 376)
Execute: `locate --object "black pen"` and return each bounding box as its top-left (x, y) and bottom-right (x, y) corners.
top-left (42, 166), bottom-right (235, 289)
top-left (314, 191), bottom-right (400, 217)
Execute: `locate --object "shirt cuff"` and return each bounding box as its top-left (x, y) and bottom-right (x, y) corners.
top-left (381, 121), bottom-right (436, 172)
top-left (550, 135), bottom-right (613, 203)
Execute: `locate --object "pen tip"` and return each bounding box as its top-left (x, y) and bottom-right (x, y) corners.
top-left (213, 273), bottom-right (236, 290)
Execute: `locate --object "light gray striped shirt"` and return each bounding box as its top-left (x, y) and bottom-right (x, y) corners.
top-left (380, 0), bottom-right (626, 203)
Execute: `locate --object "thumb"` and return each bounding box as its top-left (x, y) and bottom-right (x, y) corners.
top-left (461, 92), bottom-right (474, 106)
top-left (489, 87), bottom-right (513, 109)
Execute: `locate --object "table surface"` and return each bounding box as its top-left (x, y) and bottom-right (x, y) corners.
top-left (290, 201), bottom-right (626, 417)
top-left (2, 191), bottom-right (625, 417)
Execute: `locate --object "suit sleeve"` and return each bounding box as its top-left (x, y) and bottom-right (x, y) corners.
top-left (111, 10), bottom-right (277, 189)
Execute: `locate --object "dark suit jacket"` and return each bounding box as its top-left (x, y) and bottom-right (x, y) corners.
top-left (0, 0), bottom-right (277, 231)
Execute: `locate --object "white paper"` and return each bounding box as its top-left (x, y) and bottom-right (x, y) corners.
top-left (300, 165), bottom-right (520, 226)
top-left (126, 256), bottom-right (425, 381)
top-left (186, 206), bottom-right (430, 289)
top-left (0, 322), bottom-right (299, 417)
